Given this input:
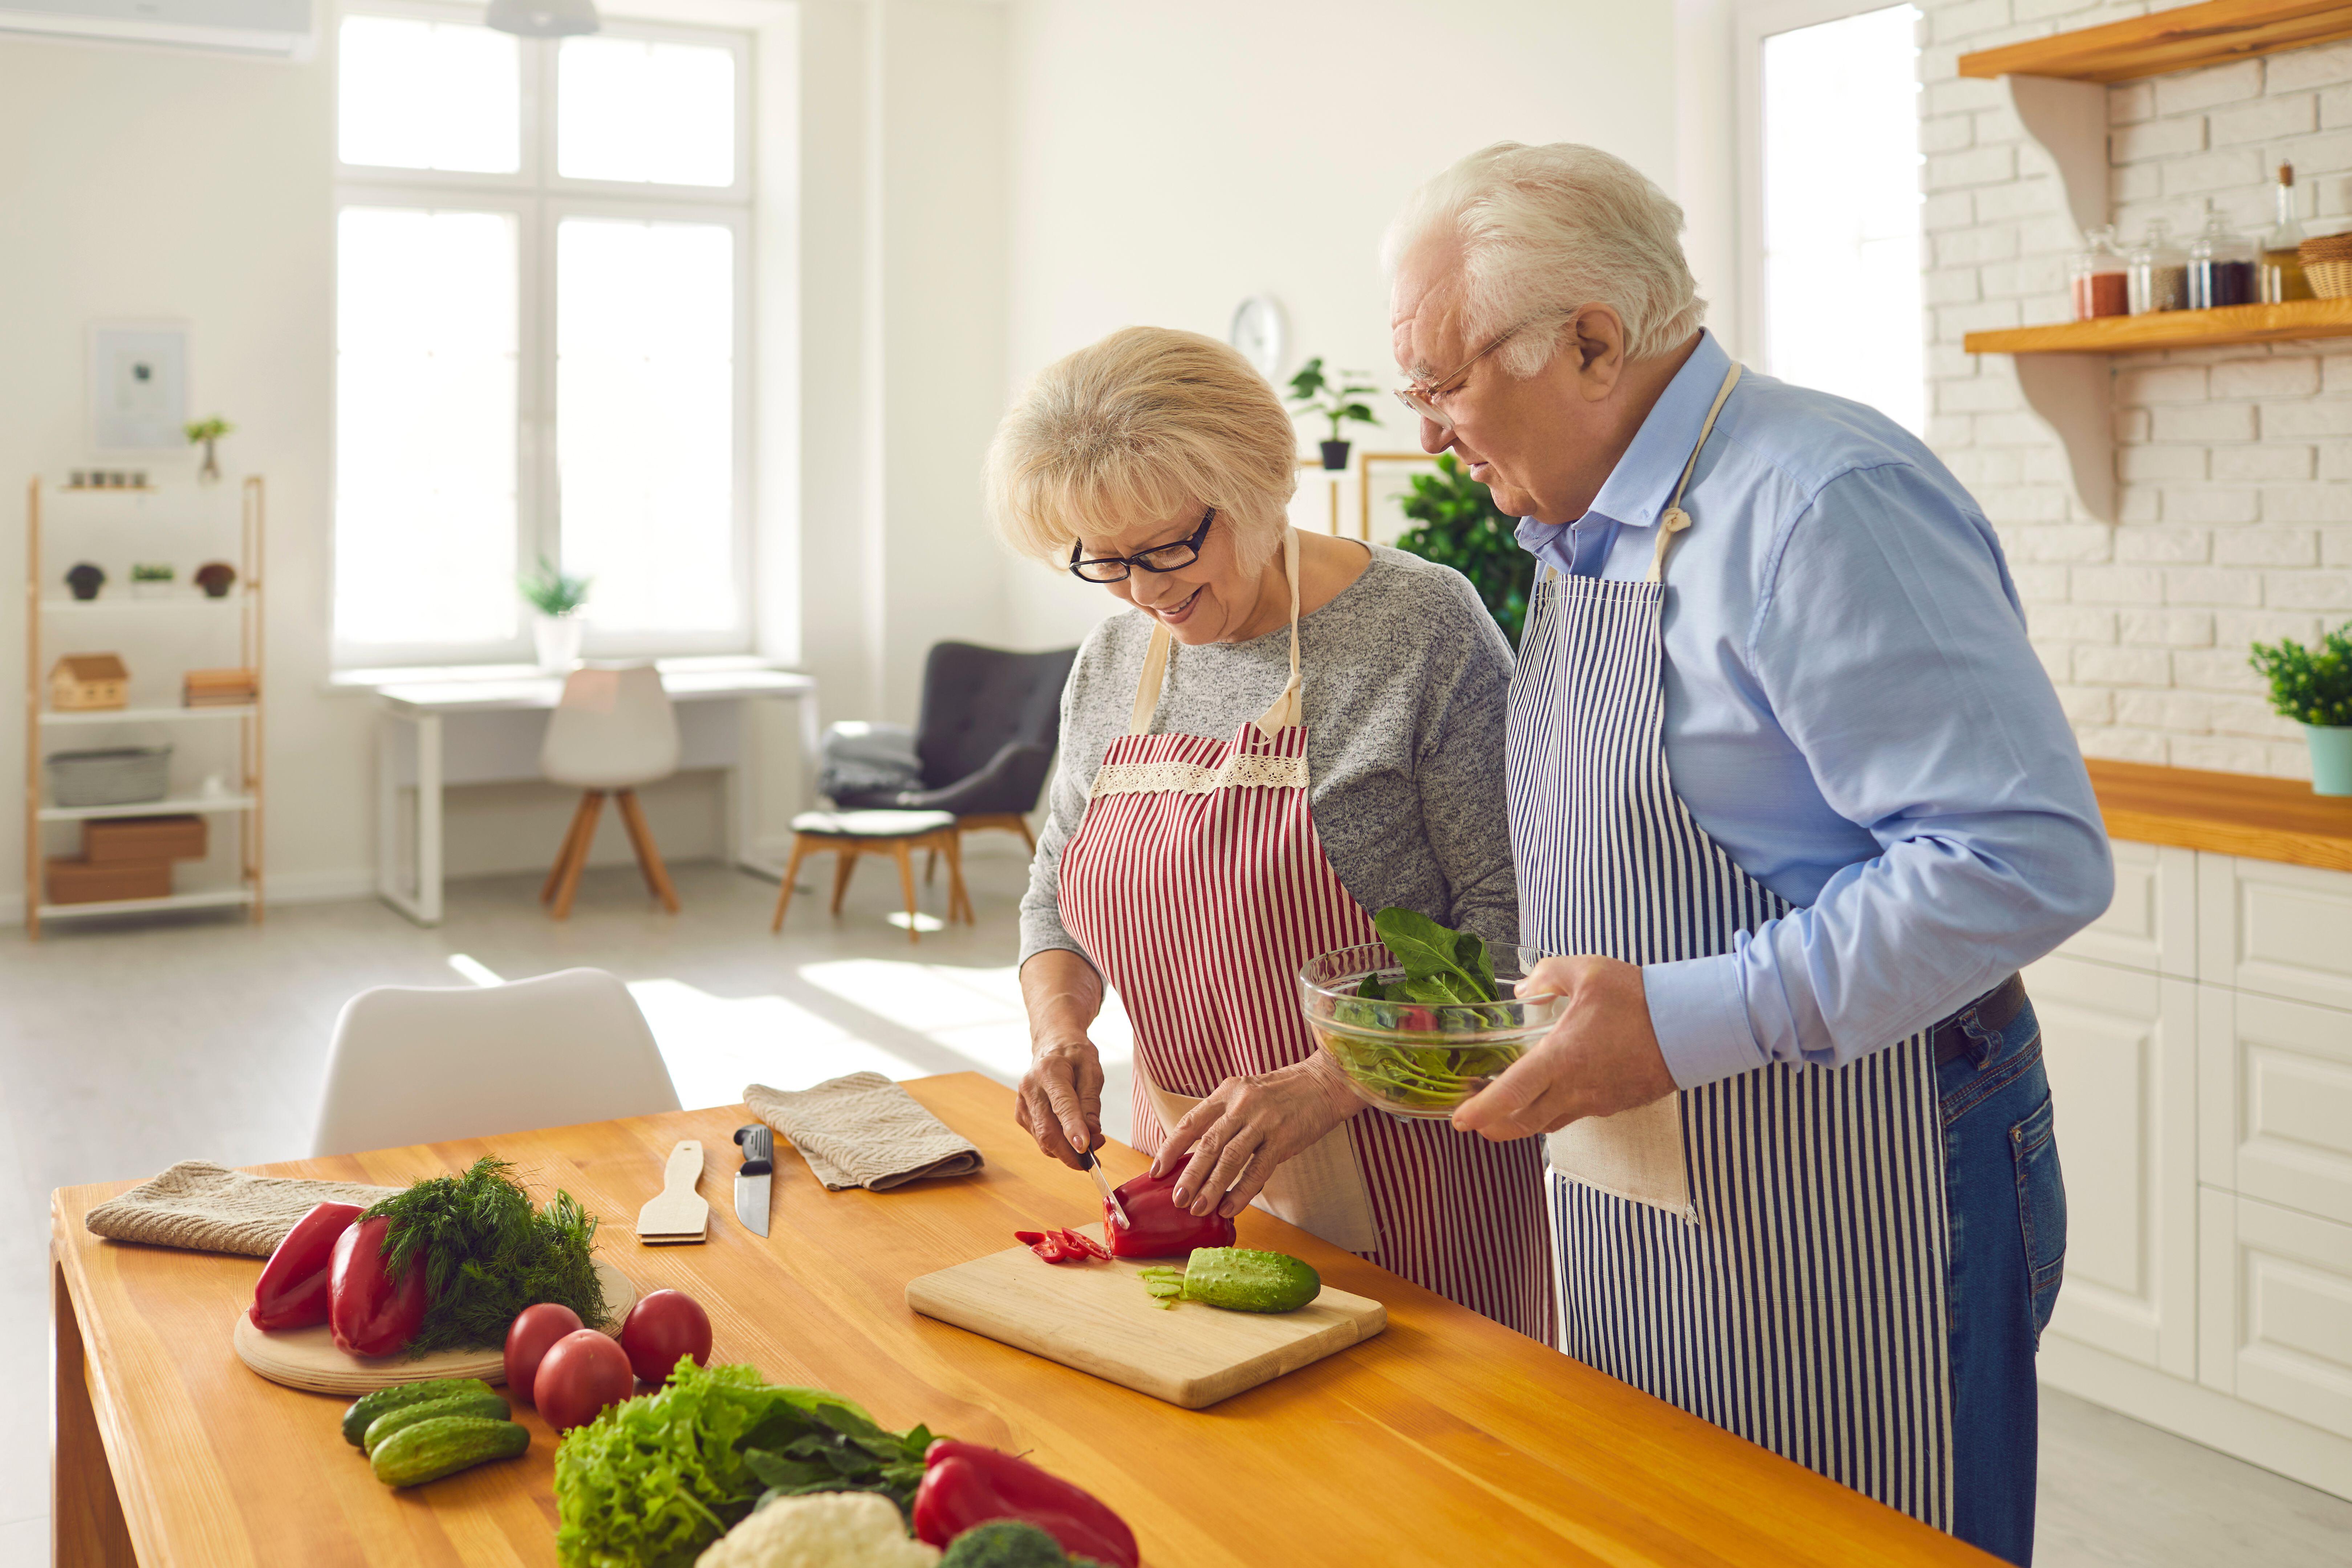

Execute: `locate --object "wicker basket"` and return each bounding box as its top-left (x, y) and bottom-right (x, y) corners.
top-left (2305, 259), bottom-right (2352, 299)
top-left (46, 746), bottom-right (173, 809)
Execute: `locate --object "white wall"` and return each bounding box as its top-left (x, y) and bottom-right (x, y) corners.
top-left (997, 0), bottom-right (1682, 651)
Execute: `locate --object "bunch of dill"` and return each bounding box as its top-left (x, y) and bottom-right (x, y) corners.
top-left (362, 1157), bottom-right (609, 1355)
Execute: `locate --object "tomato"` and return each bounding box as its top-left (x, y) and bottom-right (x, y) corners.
top-left (533, 1329), bottom-right (634, 1433)
top-left (619, 1289), bottom-right (713, 1385)
top-left (504, 1302), bottom-right (584, 1405)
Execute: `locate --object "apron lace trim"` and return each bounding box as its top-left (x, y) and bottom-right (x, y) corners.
top-left (1088, 752), bottom-right (1309, 799)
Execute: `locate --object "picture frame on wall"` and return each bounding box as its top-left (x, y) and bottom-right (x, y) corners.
top-left (88, 321), bottom-right (189, 453)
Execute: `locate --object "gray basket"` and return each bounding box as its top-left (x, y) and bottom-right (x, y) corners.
top-left (46, 746), bottom-right (173, 809)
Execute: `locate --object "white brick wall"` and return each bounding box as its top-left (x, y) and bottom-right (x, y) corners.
top-left (1922, 0), bottom-right (2352, 779)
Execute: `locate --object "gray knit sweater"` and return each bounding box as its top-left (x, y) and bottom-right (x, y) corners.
top-left (1018, 544), bottom-right (1518, 968)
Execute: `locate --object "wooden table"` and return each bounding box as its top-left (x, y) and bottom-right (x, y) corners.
top-left (2088, 757), bottom-right (2352, 873)
top-left (52, 1075), bottom-right (1995, 1566)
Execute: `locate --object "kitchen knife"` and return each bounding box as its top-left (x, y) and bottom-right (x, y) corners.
top-left (1080, 1149), bottom-right (1130, 1230)
top-left (732, 1124), bottom-right (773, 1237)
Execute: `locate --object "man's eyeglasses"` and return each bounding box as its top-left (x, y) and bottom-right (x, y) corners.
top-left (1393, 313), bottom-right (1564, 432)
top-left (1068, 507), bottom-right (1217, 583)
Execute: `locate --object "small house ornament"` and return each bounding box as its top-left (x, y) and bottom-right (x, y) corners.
top-left (50, 654), bottom-right (130, 712)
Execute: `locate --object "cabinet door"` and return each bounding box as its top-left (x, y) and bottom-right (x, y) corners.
top-left (2024, 953), bottom-right (2198, 1377)
top-left (2199, 1191), bottom-right (2352, 1447)
top-left (2060, 840), bottom-right (2196, 977)
top-left (2198, 987), bottom-right (2352, 1227)
top-left (2198, 853), bottom-right (2352, 1011)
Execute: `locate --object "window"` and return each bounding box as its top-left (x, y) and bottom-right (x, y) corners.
top-left (1738, 1), bottom-right (1924, 434)
top-left (333, 4), bottom-right (751, 663)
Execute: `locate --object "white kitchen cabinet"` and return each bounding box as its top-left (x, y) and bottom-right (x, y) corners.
top-left (2197, 852), bottom-right (2352, 1013)
top-left (2198, 1191), bottom-right (2352, 1446)
top-left (2198, 986), bottom-right (2352, 1229)
top-left (2058, 839), bottom-right (2198, 977)
top-left (2027, 952), bottom-right (2199, 1378)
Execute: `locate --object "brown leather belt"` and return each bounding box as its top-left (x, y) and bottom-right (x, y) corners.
top-left (1930, 972), bottom-right (2028, 1065)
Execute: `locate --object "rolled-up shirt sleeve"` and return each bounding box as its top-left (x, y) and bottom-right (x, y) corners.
top-left (1642, 462), bottom-right (2114, 1084)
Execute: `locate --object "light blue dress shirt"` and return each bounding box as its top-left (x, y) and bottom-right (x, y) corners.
top-left (1516, 330), bottom-right (2113, 1088)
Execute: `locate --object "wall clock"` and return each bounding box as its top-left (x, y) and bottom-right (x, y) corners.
top-left (1228, 295), bottom-right (1286, 381)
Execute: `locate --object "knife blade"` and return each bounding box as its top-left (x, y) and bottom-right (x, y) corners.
top-left (732, 1124), bottom-right (773, 1237)
top-left (1080, 1149), bottom-right (1130, 1231)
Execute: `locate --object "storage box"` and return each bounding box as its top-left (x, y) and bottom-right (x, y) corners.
top-left (45, 857), bottom-right (171, 905)
top-left (183, 667), bottom-right (259, 708)
top-left (83, 814), bottom-right (207, 864)
top-left (46, 746), bottom-right (172, 808)
top-left (50, 654), bottom-right (129, 712)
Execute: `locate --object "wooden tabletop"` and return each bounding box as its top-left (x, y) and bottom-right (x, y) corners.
top-left (52, 1074), bottom-right (1995, 1567)
top-left (2089, 758), bottom-right (2352, 872)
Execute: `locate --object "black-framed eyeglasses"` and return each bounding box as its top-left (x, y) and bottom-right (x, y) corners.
top-left (1067, 507), bottom-right (1216, 583)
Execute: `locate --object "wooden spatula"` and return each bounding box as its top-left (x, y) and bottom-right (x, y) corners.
top-left (636, 1140), bottom-right (708, 1245)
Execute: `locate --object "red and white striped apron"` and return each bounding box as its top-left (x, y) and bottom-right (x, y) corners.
top-left (1057, 531), bottom-right (1554, 1339)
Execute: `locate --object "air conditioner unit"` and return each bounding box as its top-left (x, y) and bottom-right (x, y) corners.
top-left (0, 0), bottom-right (313, 58)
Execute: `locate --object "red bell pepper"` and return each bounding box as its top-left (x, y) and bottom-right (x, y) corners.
top-left (1104, 1165), bottom-right (1236, 1259)
top-left (328, 1215), bottom-right (428, 1357)
top-left (249, 1201), bottom-right (362, 1330)
top-left (1014, 1227), bottom-right (1114, 1265)
top-left (1055, 1227), bottom-right (1110, 1261)
top-left (912, 1440), bottom-right (1139, 1568)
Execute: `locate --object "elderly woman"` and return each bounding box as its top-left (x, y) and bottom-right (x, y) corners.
top-left (988, 325), bottom-right (1551, 1340)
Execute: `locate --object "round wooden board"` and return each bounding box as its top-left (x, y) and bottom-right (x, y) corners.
top-left (231, 1259), bottom-right (637, 1396)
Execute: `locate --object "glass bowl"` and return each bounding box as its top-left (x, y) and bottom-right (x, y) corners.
top-left (1298, 942), bottom-right (1562, 1119)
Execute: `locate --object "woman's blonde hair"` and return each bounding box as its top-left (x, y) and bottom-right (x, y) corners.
top-left (986, 326), bottom-right (1296, 570)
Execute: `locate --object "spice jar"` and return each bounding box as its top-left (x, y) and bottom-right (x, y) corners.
top-left (2071, 226), bottom-right (2130, 319)
top-left (2128, 219), bottom-right (2186, 314)
top-left (2262, 161), bottom-right (2312, 304)
top-left (2187, 208), bottom-right (2258, 309)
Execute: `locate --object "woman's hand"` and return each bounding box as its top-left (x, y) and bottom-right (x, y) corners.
top-left (1151, 1055), bottom-right (1364, 1219)
top-left (1017, 1038), bottom-right (1105, 1170)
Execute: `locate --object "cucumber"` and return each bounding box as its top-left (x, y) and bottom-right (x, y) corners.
top-left (369, 1415), bottom-right (530, 1488)
top-left (341, 1378), bottom-right (497, 1447)
top-left (1140, 1247), bottom-right (1321, 1313)
top-left (362, 1391), bottom-right (510, 1457)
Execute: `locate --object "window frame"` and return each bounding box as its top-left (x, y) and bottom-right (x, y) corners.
top-left (331, 0), bottom-right (754, 670)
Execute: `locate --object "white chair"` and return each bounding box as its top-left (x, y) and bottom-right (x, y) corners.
top-left (540, 663), bottom-right (682, 919)
top-left (310, 967), bottom-right (682, 1157)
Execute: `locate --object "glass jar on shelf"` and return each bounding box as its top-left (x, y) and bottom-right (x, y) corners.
top-left (2261, 161), bottom-right (2312, 304)
top-left (2187, 207), bottom-right (2258, 309)
top-left (2128, 218), bottom-right (2186, 314)
top-left (2070, 226), bottom-right (2129, 319)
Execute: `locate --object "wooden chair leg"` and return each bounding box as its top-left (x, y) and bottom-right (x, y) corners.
top-left (1016, 817), bottom-right (1036, 854)
top-left (830, 846), bottom-right (859, 915)
top-left (942, 830), bottom-right (972, 924)
top-left (925, 849), bottom-right (937, 885)
top-left (771, 836), bottom-right (812, 934)
top-left (542, 792), bottom-right (598, 905)
top-left (891, 839), bottom-right (920, 945)
top-left (615, 789), bottom-right (681, 914)
top-left (550, 791), bottom-right (604, 921)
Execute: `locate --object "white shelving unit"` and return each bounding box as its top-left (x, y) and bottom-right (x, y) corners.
top-left (22, 475), bottom-right (266, 937)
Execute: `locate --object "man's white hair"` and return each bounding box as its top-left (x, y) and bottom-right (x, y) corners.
top-left (1382, 141), bottom-right (1705, 375)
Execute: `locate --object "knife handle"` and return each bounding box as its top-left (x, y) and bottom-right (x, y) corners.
top-left (734, 1123), bottom-right (774, 1175)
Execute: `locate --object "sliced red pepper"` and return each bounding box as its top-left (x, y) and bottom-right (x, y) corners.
top-left (1015, 1229), bottom-right (1073, 1263)
top-left (249, 1201), bottom-right (363, 1330)
top-left (912, 1440), bottom-right (1139, 1568)
top-left (1104, 1165), bottom-right (1237, 1259)
top-left (328, 1215), bottom-right (428, 1357)
top-left (1055, 1227), bottom-right (1110, 1262)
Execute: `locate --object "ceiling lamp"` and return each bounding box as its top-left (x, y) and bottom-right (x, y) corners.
top-left (484, 0), bottom-right (598, 36)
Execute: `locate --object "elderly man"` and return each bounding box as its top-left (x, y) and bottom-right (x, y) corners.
top-left (1385, 142), bottom-right (2110, 1566)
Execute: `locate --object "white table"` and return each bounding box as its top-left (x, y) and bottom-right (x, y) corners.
top-left (343, 657), bottom-right (820, 926)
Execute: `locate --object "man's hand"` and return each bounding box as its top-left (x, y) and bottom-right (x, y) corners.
top-left (1451, 955), bottom-right (1677, 1140)
top-left (1016, 1038), bottom-right (1104, 1169)
top-left (1151, 1055), bottom-right (1364, 1219)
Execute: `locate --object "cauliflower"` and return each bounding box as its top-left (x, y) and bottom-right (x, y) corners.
top-left (695, 1492), bottom-right (942, 1568)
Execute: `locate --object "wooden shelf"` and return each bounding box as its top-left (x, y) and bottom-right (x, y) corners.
top-left (40, 706), bottom-right (257, 726)
top-left (2089, 759), bottom-right (2352, 871)
top-left (1965, 298), bottom-right (2352, 354)
top-left (36, 795), bottom-right (256, 823)
top-left (1960, 0), bottom-right (2352, 82)
top-left (37, 888), bottom-right (256, 919)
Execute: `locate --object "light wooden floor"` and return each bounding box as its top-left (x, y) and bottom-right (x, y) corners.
top-left (2, 860), bottom-right (2344, 1565)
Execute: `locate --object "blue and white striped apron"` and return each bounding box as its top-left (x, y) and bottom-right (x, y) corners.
top-left (1506, 364), bottom-right (1956, 1531)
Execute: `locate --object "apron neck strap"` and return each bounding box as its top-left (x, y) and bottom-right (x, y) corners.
top-left (1647, 362), bottom-right (1743, 585)
top-left (1129, 527), bottom-right (1304, 737)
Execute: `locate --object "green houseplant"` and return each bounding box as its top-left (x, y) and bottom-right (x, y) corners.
top-left (1285, 358), bottom-right (1381, 471)
top-left (1393, 454), bottom-right (1534, 646)
top-left (520, 556), bottom-right (592, 673)
top-left (185, 415), bottom-right (235, 483)
top-left (2249, 622), bottom-right (2352, 795)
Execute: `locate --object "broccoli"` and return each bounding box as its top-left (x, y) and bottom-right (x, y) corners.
top-left (939, 1521), bottom-right (1109, 1568)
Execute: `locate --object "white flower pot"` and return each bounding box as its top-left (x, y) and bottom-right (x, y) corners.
top-left (534, 613), bottom-right (584, 673)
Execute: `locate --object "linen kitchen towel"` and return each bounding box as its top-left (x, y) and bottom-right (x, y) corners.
top-left (85, 1159), bottom-right (402, 1257)
top-left (744, 1073), bottom-right (983, 1191)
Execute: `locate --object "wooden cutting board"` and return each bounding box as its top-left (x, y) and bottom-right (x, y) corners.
top-left (231, 1259), bottom-right (636, 1396)
top-left (906, 1246), bottom-right (1384, 1409)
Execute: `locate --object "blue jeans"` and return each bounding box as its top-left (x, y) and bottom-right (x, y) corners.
top-left (1941, 991), bottom-right (2065, 1567)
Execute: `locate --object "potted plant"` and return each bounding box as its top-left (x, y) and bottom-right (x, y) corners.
top-left (520, 556), bottom-right (592, 672)
top-left (2250, 622), bottom-right (2352, 795)
top-left (130, 562), bottom-right (176, 601)
top-left (1285, 357), bottom-right (1381, 470)
top-left (185, 416), bottom-right (235, 483)
top-left (1394, 454), bottom-right (1535, 646)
